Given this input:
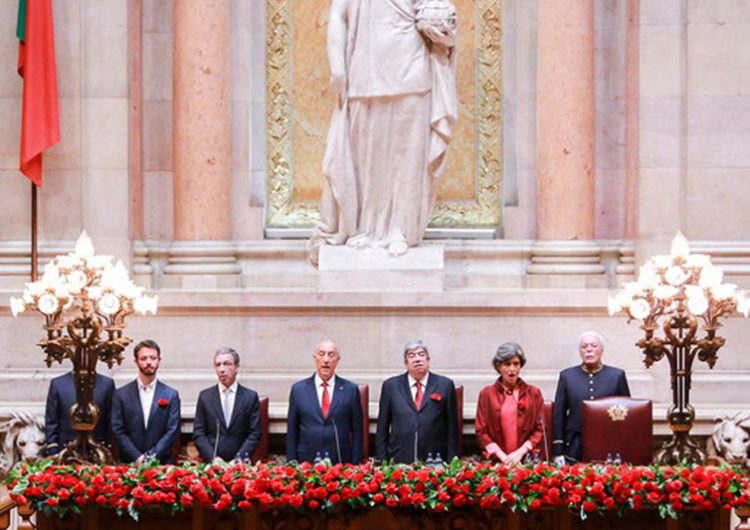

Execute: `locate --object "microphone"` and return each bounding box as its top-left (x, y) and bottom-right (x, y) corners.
top-left (332, 418), bottom-right (343, 464)
top-left (538, 414), bottom-right (550, 462)
top-left (212, 418), bottom-right (220, 461)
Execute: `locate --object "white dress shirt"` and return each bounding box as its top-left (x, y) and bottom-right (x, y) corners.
top-left (138, 378), bottom-right (157, 428)
top-left (407, 372), bottom-right (429, 402)
top-left (315, 374), bottom-right (336, 406)
top-left (218, 380), bottom-right (238, 425)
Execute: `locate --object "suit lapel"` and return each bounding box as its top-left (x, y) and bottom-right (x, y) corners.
top-left (327, 377), bottom-right (345, 418)
top-left (130, 381), bottom-right (146, 431)
top-left (419, 373), bottom-right (438, 412)
top-left (399, 373), bottom-right (417, 412)
top-left (146, 382), bottom-right (163, 433)
top-left (211, 385), bottom-right (227, 429)
top-left (307, 376), bottom-right (325, 421)
top-left (228, 385), bottom-right (244, 427)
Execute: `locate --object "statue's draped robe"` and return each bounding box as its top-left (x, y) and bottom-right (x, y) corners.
top-left (309, 0), bottom-right (457, 264)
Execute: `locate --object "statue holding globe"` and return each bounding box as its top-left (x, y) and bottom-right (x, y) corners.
top-left (309, 0), bottom-right (458, 265)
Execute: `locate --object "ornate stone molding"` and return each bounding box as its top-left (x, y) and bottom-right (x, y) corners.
top-left (162, 240), bottom-right (241, 288)
top-left (265, 0), bottom-right (503, 230)
top-left (527, 240), bottom-right (606, 274)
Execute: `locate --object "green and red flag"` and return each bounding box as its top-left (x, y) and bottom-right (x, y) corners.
top-left (17, 0), bottom-right (60, 187)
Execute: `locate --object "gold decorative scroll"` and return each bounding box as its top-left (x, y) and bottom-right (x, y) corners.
top-left (266, 0), bottom-right (502, 230)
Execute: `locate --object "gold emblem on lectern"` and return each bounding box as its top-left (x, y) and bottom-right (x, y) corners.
top-left (607, 404), bottom-right (628, 422)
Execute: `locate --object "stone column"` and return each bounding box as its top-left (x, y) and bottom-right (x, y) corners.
top-left (528, 0), bottom-right (605, 286)
top-left (617, 0), bottom-right (640, 282)
top-left (164, 0), bottom-right (240, 288)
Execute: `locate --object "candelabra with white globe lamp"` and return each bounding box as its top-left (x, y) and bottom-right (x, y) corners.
top-left (608, 232), bottom-right (750, 464)
top-left (9, 232), bottom-right (157, 464)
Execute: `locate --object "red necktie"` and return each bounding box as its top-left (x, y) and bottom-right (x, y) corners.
top-left (414, 381), bottom-right (423, 409)
top-left (321, 381), bottom-right (330, 418)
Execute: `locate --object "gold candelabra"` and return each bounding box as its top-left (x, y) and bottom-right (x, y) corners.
top-left (609, 232), bottom-right (749, 464)
top-left (10, 232), bottom-right (157, 464)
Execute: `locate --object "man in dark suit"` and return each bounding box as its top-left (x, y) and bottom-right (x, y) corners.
top-left (376, 340), bottom-right (458, 464)
top-left (45, 370), bottom-right (116, 455)
top-left (111, 339), bottom-right (181, 464)
top-left (552, 331), bottom-right (631, 464)
top-left (286, 339), bottom-right (364, 464)
top-left (193, 347), bottom-right (262, 462)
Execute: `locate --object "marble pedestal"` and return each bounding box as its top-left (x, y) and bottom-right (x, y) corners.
top-left (317, 245), bottom-right (445, 292)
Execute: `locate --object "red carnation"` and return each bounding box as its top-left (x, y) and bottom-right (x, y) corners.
top-left (158, 398), bottom-right (169, 407)
top-left (430, 393), bottom-right (442, 402)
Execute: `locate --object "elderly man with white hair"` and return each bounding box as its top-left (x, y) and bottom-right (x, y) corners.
top-left (552, 331), bottom-right (630, 464)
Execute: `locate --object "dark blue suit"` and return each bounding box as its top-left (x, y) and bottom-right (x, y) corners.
top-left (552, 364), bottom-right (630, 462)
top-left (286, 375), bottom-right (363, 464)
top-left (45, 372), bottom-right (115, 455)
top-left (193, 384), bottom-right (261, 461)
top-left (111, 380), bottom-right (181, 464)
top-left (376, 372), bottom-right (458, 464)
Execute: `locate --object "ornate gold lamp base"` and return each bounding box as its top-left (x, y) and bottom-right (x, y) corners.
top-left (656, 406), bottom-right (705, 465)
top-left (55, 433), bottom-right (114, 465)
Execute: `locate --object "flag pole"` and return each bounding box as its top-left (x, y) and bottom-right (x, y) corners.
top-left (31, 182), bottom-right (37, 281)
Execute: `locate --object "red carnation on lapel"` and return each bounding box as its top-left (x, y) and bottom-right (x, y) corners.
top-left (430, 393), bottom-right (442, 402)
top-left (158, 398), bottom-right (169, 407)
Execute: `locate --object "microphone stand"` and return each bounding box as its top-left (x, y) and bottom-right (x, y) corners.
top-left (332, 418), bottom-right (343, 464)
top-left (539, 414), bottom-right (550, 462)
top-left (212, 418), bottom-right (220, 461)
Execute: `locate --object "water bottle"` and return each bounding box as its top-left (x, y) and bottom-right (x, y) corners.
top-left (605, 452), bottom-right (612, 464)
top-left (614, 452), bottom-right (622, 465)
top-left (314, 451), bottom-right (322, 465)
top-left (426, 452), bottom-right (434, 466)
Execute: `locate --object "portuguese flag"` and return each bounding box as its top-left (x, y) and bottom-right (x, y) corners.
top-left (17, 0), bottom-right (60, 187)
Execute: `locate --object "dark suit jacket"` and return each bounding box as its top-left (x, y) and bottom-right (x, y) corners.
top-left (45, 372), bottom-right (115, 455)
top-left (193, 383), bottom-right (261, 461)
top-left (376, 372), bottom-right (458, 464)
top-left (552, 364), bottom-right (630, 461)
top-left (286, 374), bottom-right (363, 464)
top-left (111, 380), bottom-right (181, 464)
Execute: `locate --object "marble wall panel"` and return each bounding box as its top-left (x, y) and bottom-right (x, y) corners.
top-left (0, 98), bottom-right (21, 169)
top-left (0, 6), bottom-right (21, 99)
top-left (36, 170), bottom-right (84, 241)
top-left (687, 96), bottom-right (750, 168)
top-left (83, 25), bottom-right (128, 98)
top-left (143, 100), bottom-right (173, 171)
top-left (639, 25), bottom-right (684, 97)
top-left (640, 0), bottom-right (686, 26)
top-left (686, 169), bottom-right (750, 240)
top-left (0, 171), bottom-right (30, 239)
top-left (639, 96), bottom-right (683, 169)
top-left (143, 171), bottom-right (174, 241)
top-left (144, 0), bottom-right (172, 33)
top-left (143, 32), bottom-right (173, 102)
top-left (688, 0), bottom-right (750, 24)
top-left (82, 98), bottom-right (128, 170)
top-left (53, 0), bottom-right (82, 98)
top-left (687, 23), bottom-right (750, 96)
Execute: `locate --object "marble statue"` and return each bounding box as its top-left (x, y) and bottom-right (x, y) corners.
top-left (309, 0), bottom-right (458, 265)
top-left (707, 412), bottom-right (750, 466)
top-left (0, 412), bottom-right (45, 473)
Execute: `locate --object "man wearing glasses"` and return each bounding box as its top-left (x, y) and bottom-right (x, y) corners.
top-left (286, 338), bottom-right (364, 464)
top-left (376, 340), bottom-right (458, 463)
